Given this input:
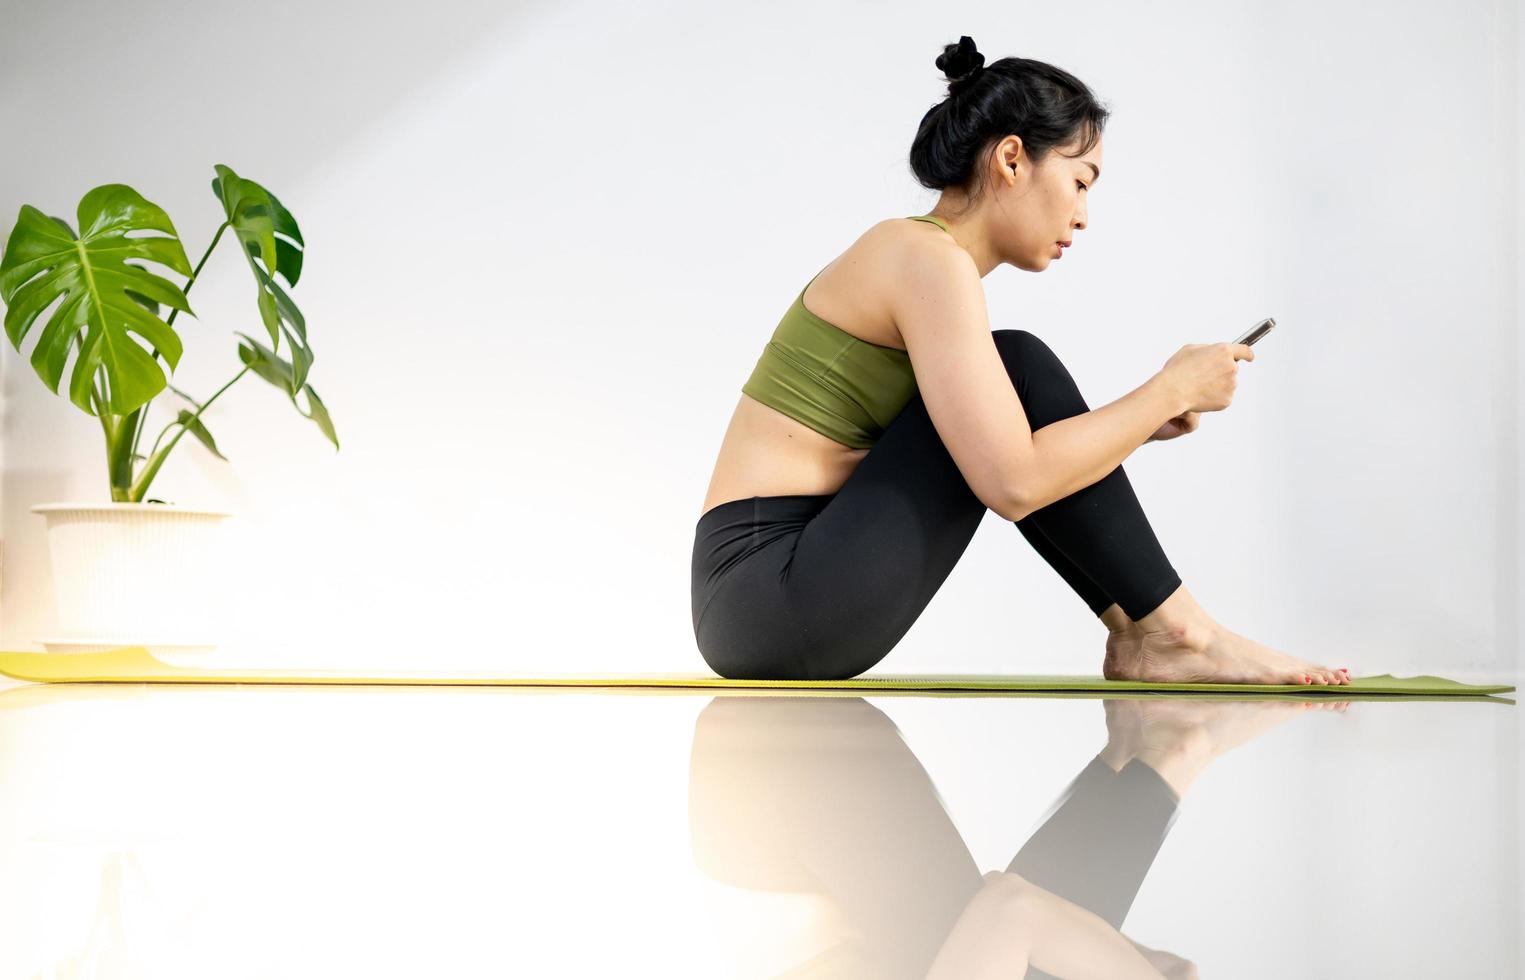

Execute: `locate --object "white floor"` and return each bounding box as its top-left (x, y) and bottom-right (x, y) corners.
top-left (0, 682), bottom-right (1516, 979)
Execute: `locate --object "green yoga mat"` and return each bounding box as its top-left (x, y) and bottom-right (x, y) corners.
top-left (0, 646), bottom-right (1513, 698)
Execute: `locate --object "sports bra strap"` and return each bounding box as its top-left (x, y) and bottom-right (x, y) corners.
top-left (905, 214), bottom-right (950, 233)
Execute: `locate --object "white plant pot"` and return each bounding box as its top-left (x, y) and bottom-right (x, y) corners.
top-left (30, 502), bottom-right (235, 649)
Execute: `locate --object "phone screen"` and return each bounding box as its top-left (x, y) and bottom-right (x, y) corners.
top-left (1235, 317), bottom-right (1276, 346)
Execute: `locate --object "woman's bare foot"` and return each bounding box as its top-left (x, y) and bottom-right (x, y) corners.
top-left (1099, 697), bottom-right (1351, 796)
top-left (1103, 624), bottom-right (1145, 685)
top-left (1097, 697), bottom-right (1146, 771)
top-left (1135, 698), bottom-right (1350, 796)
top-left (1139, 697), bottom-right (1349, 756)
top-left (1104, 618), bottom-right (1350, 686)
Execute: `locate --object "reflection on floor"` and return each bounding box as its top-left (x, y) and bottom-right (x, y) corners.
top-left (0, 684), bottom-right (1516, 978)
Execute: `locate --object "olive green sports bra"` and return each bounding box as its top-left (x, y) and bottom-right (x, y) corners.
top-left (740, 214), bottom-right (949, 449)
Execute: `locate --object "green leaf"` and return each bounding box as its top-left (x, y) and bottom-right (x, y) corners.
top-left (235, 330), bottom-right (294, 389)
top-left (250, 261), bottom-right (311, 386)
top-left (211, 165), bottom-right (312, 389)
top-left (176, 409), bottom-right (228, 461)
top-left (0, 186), bottom-right (194, 417)
top-left (300, 385), bottom-right (339, 451)
top-left (166, 382), bottom-right (204, 411)
top-left (236, 331), bottom-right (339, 451)
top-left (124, 288), bottom-right (159, 316)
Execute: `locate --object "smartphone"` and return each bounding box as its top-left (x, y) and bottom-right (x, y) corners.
top-left (1234, 317), bottom-right (1276, 346)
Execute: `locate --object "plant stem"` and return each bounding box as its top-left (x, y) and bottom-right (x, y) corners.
top-left (118, 221), bottom-right (231, 499)
top-left (74, 334), bottom-right (124, 500)
top-left (127, 364), bottom-right (252, 502)
top-left (143, 371), bottom-right (243, 466)
top-left (167, 221), bottom-right (227, 329)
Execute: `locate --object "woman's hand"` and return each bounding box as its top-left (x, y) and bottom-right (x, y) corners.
top-left (1148, 411), bottom-right (1200, 443)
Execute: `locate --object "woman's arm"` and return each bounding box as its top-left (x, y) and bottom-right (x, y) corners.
top-left (1017, 873), bottom-right (1172, 980)
top-left (1017, 375), bottom-right (1185, 517)
top-left (926, 872), bottom-right (1169, 980)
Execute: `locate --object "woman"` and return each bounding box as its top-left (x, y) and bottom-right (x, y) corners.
top-left (691, 36), bottom-right (1350, 687)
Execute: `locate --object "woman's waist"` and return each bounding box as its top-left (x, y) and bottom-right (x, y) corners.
top-left (734, 394), bottom-right (874, 457)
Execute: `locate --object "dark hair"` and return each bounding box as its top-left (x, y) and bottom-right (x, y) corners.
top-left (909, 36), bottom-right (1111, 205)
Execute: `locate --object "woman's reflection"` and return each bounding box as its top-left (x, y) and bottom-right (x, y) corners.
top-left (688, 695), bottom-right (1347, 979)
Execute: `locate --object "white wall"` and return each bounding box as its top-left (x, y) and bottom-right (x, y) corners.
top-left (1, 0), bottom-right (1519, 681)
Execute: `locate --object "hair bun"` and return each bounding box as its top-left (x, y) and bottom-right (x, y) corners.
top-left (937, 35), bottom-right (985, 89)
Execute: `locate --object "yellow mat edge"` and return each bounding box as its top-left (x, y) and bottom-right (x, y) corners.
top-left (0, 646), bottom-right (1514, 696)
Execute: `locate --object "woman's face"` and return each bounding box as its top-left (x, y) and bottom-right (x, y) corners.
top-left (989, 133), bottom-right (1102, 272)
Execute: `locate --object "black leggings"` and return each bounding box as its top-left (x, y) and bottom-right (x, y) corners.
top-left (691, 329), bottom-right (1183, 681)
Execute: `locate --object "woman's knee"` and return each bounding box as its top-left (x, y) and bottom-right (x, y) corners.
top-left (989, 329), bottom-right (1090, 424)
top-left (991, 328), bottom-right (1057, 367)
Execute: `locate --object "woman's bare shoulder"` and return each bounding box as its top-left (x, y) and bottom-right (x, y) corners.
top-left (811, 217), bottom-right (971, 313)
top-left (814, 217), bottom-right (933, 281)
top-left (858, 217), bottom-right (977, 294)
top-left (852, 216), bottom-right (965, 267)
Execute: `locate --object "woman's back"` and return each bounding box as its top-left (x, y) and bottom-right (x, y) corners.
top-left (698, 215), bottom-right (955, 519)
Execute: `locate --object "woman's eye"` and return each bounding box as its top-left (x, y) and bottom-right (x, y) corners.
top-left (1077, 181), bottom-right (1088, 191)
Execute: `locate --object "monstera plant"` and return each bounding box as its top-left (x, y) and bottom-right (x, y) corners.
top-left (0, 164), bottom-right (338, 503)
